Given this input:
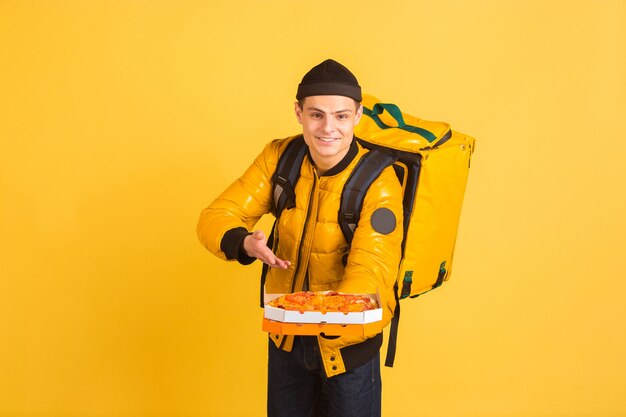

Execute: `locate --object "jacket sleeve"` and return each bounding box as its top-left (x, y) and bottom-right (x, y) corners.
top-left (338, 165), bottom-right (404, 322)
top-left (196, 139), bottom-right (281, 263)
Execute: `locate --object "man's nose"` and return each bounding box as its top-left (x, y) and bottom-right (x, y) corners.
top-left (323, 118), bottom-right (336, 133)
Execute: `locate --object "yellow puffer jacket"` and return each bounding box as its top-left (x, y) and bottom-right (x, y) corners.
top-left (197, 135), bottom-right (403, 377)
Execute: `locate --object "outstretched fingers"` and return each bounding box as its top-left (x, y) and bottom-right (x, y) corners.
top-left (244, 230), bottom-right (291, 269)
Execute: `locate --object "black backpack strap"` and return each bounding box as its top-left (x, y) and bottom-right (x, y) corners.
top-left (271, 135), bottom-right (307, 218)
top-left (385, 285), bottom-right (401, 367)
top-left (385, 262), bottom-right (447, 364)
top-left (339, 148), bottom-right (404, 368)
top-left (259, 220), bottom-right (277, 307)
top-left (261, 136), bottom-right (307, 307)
top-left (338, 149), bottom-right (397, 244)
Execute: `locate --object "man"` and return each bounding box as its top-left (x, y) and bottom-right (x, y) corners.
top-left (197, 59), bottom-right (403, 417)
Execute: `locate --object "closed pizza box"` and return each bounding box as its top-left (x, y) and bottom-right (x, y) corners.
top-left (262, 291), bottom-right (383, 336)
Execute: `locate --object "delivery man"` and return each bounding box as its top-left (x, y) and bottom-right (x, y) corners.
top-left (197, 59), bottom-right (403, 417)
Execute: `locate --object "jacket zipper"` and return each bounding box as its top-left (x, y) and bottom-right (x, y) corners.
top-left (289, 173), bottom-right (318, 294)
top-left (278, 173), bottom-right (318, 351)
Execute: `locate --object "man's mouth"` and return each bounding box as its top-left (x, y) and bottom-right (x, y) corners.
top-left (316, 136), bottom-right (340, 143)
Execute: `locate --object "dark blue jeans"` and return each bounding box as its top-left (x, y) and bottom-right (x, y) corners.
top-left (267, 336), bottom-right (381, 417)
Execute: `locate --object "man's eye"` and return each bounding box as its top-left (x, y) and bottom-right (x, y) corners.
top-left (311, 113), bottom-right (322, 119)
top-left (338, 114), bottom-right (348, 120)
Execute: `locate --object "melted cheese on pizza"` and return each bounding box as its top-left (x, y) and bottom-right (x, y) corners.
top-left (267, 291), bottom-right (378, 313)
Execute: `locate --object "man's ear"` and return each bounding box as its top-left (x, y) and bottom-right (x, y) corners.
top-left (354, 104), bottom-right (363, 125)
top-left (294, 101), bottom-right (303, 124)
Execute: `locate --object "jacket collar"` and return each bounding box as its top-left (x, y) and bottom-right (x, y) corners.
top-left (313, 136), bottom-right (359, 177)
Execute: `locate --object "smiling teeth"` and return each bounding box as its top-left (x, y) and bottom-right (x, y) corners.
top-left (318, 137), bottom-right (337, 142)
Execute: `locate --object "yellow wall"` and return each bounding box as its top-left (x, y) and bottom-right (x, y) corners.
top-left (1, 1), bottom-right (625, 416)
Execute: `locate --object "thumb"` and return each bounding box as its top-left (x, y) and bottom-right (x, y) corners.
top-left (252, 230), bottom-right (266, 241)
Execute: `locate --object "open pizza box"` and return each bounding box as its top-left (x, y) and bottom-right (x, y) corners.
top-left (262, 290), bottom-right (383, 336)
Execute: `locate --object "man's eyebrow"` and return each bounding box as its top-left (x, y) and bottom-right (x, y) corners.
top-left (306, 106), bottom-right (353, 114)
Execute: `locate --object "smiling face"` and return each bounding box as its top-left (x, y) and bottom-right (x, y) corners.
top-left (294, 95), bottom-right (363, 175)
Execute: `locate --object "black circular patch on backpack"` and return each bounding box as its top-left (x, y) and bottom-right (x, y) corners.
top-left (370, 207), bottom-right (396, 235)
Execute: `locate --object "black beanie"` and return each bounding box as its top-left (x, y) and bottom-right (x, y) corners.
top-left (296, 59), bottom-right (362, 102)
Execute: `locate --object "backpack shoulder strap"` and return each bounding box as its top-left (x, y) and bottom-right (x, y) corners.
top-left (261, 135), bottom-right (307, 307)
top-left (271, 135), bottom-right (307, 218)
top-left (340, 146), bottom-right (403, 368)
top-left (338, 148), bottom-right (397, 244)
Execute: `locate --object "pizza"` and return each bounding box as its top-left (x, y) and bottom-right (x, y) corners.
top-left (267, 291), bottom-right (378, 313)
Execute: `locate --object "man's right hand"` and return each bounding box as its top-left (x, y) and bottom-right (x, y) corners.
top-left (243, 230), bottom-right (291, 269)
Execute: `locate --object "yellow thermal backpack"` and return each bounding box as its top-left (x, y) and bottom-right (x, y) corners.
top-left (353, 94), bottom-right (475, 365)
top-left (267, 94), bottom-right (475, 366)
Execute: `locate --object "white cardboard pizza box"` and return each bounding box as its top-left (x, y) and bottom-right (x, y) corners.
top-left (263, 290), bottom-right (383, 325)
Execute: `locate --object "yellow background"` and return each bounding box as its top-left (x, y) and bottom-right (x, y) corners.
top-left (1, 1), bottom-right (625, 416)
